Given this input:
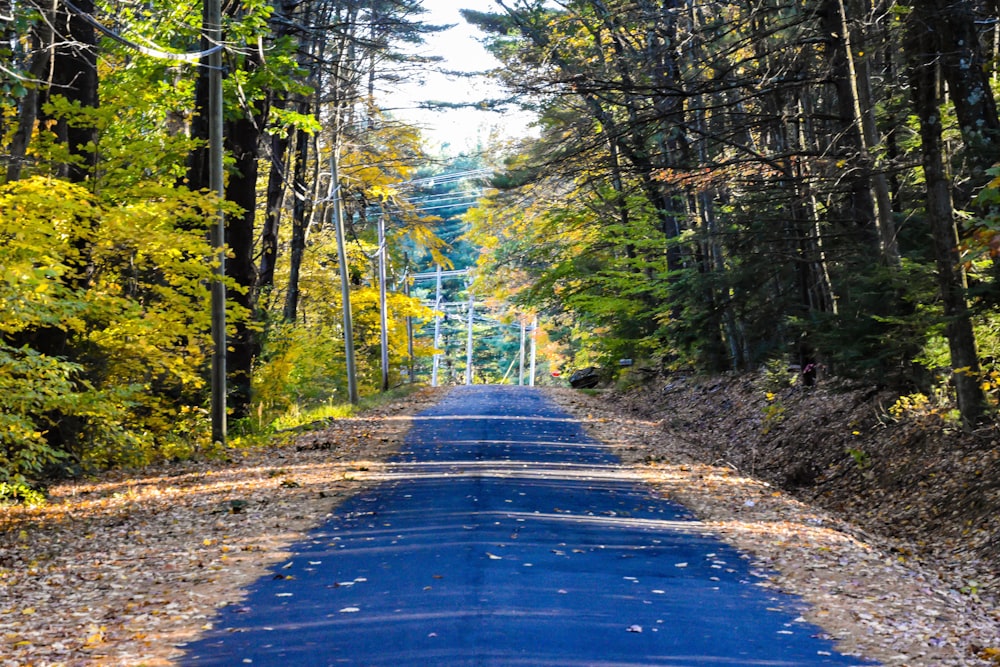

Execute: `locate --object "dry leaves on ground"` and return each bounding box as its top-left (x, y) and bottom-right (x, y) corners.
top-left (4, 383), bottom-right (999, 666)
top-left (0, 388), bottom-right (446, 667)
top-left (547, 387), bottom-right (1000, 667)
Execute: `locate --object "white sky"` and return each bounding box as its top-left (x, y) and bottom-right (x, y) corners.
top-left (381, 0), bottom-right (537, 155)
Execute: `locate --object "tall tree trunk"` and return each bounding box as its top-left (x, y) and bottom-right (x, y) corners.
top-left (224, 104), bottom-right (263, 420)
top-left (820, 0), bottom-right (899, 264)
top-left (929, 0), bottom-right (1000, 193)
top-left (907, 21), bottom-right (987, 427)
top-left (186, 58), bottom-right (211, 192)
top-left (756, 25), bottom-right (830, 380)
top-left (7, 24), bottom-right (51, 182)
top-left (282, 121), bottom-right (313, 323)
top-left (259, 0), bottom-right (311, 295)
top-left (46, 0), bottom-right (99, 184)
top-left (690, 189), bottom-right (731, 371)
top-left (259, 106), bottom-right (290, 293)
top-left (841, 0), bottom-right (898, 263)
top-left (23, 0), bottom-right (99, 458)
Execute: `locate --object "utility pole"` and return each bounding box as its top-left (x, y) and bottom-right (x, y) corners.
top-left (331, 152), bottom-right (359, 404)
top-left (529, 316), bottom-right (538, 387)
top-left (402, 254), bottom-right (414, 383)
top-left (377, 213), bottom-right (390, 392)
top-left (518, 317), bottom-right (526, 386)
top-left (465, 284), bottom-right (474, 385)
top-left (431, 265), bottom-right (442, 387)
top-left (206, 0), bottom-right (226, 445)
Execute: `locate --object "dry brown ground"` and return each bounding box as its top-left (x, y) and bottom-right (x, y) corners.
top-left (2, 381), bottom-right (999, 666)
top-left (0, 388), bottom-right (446, 667)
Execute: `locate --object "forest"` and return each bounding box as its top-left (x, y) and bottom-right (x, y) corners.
top-left (3, 0), bottom-right (1000, 498)
top-left (464, 0), bottom-right (1000, 424)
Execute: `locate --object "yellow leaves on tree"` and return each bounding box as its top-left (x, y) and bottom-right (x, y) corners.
top-left (0, 176), bottom-right (221, 482)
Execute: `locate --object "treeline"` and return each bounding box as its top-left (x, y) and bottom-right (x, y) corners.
top-left (466, 0), bottom-right (1000, 426)
top-left (0, 0), bottom-right (449, 490)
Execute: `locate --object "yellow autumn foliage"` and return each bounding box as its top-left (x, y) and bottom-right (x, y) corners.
top-left (0, 176), bottom-right (221, 483)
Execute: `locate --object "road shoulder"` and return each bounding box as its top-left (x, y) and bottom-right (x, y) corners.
top-left (0, 388), bottom-right (450, 667)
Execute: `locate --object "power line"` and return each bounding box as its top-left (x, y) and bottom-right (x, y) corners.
top-left (377, 193), bottom-right (483, 210)
top-left (398, 168), bottom-right (494, 190)
top-left (411, 269), bottom-right (469, 281)
top-left (405, 191), bottom-right (484, 204)
top-left (63, 0), bottom-right (222, 64)
top-left (419, 202), bottom-right (478, 213)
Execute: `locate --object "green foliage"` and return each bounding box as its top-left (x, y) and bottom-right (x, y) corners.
top-left (0, 481), bottom-right (46, 506)
top-left (846, 447), bottom-right (871, 470)
top-left (468, 168), bottom-right (670, 371)
top-left (0, 345), bottom-right (75, 484)
top-left (0, 0), bottom-right (480, 487)
top-left (760, 392), bottom-right (786, 435)
top-left (759, 359), bottom-right (799, 392)
top-left (255, 222), bottom-right (435, 429)
top-left (270, 383), bottom-right (426, 434)
top-left (803, 261), bottom-right (938, 386)
top-left (254, 322), bottom-right (349, 418)
top-left (464, 0), bottom-right (1000, 405)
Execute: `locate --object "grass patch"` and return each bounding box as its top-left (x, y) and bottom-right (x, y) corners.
top-left (270, 384), bottom-right (428, 433)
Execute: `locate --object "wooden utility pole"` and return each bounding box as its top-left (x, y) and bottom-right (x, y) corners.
top-left (518, 317), bottom-right (526, 386)
top-left (377, 213), bottom-right (390, 392)
top-left (206, 0), bottom-right (226, 445)
top-left (529, 316), bottom-right (538, 387)
top-left (331, 152), bottom-right (359, 404)
top-left (465, 285), bottom-right (474, 385)
top-left (402, 256), bottom-right (415, 383)
top-left (432, 265), bottom-right (442, 387)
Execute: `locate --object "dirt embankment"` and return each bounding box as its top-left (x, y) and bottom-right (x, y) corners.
top-left (585, 373), bottom-right (1000, 589)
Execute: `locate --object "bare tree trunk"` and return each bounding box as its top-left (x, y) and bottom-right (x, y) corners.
top-left (20, 0), bottom-right (99, 458)
top-left (259, 117), bottom-right (290, 293)
top-left (840, 0), bottom-right (899, 264)
top-left (931, 0), bottom-right (1000, 191)
top-left (6, 24), bottom-right (51, 182)
top-left (821, 0), bottom-right (899, 264)
top-left (259, 0), bottom-right (314, 294)
top-left (45, 0), bottom-right (99, 184)
top-left (282, 121), bottom-right (312, 323)
top-left (224, 102), bottom-right (263, 420)
top-left (907, 21), bottom-right (987, 427)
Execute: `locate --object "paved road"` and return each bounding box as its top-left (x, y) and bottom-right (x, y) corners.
top-left (181, 386), bottom-right (876, 666)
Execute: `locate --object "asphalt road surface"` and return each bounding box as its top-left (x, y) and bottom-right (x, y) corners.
top-left (181, 386), bottom-right (876, 666)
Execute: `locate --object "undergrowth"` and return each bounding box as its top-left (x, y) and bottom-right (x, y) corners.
top-left (268, 383), bottom-right (425, 433)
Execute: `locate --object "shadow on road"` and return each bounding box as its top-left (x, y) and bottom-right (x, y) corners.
top-left (181, 386), bottom-right (877, 666)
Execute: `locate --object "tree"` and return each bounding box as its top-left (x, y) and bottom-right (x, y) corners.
top-left (45, 0), bottom-right (100, 184)
top-left (466, 0), bottom-right (1000, 408)
top-left (905, 1), bottom-right (988, 425)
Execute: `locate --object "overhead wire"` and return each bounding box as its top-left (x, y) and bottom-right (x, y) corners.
top-left (62, 0), bottom-right (222, 64)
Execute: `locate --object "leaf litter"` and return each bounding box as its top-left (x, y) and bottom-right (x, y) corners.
top-left (0, 388), bottom-right (443, 667)
top-left (548, 379), bottom-right (1000, 666)
top-left (3, 382), bottom-right (999, 665)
